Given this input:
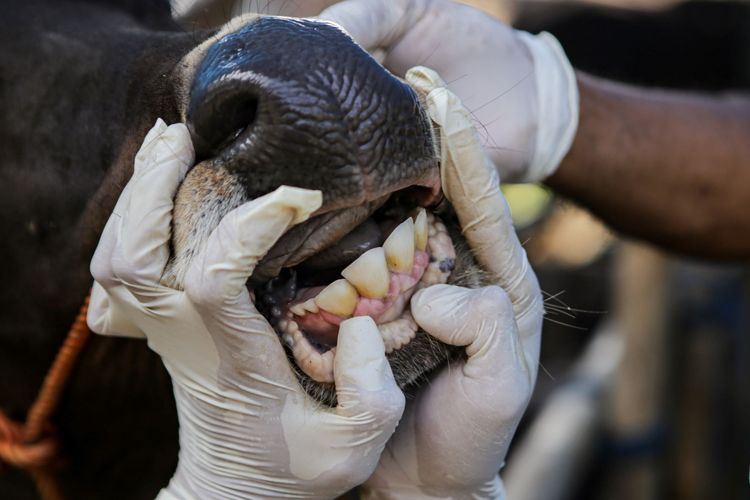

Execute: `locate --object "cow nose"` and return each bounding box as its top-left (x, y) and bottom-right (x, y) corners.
top-left (185, 16), bottom-right (437, 211)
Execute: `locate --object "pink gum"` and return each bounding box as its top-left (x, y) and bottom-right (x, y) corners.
top-left (351, 250), bottom-right (429, 320)
top-left (295, 250), bottom-right (429, 337)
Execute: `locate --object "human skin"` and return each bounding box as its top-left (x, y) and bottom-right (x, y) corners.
top-left (548, 72), bottom-right (750, 259)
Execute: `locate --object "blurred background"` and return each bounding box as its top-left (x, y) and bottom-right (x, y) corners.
top-left (504, 3), bottom-right (749, 500)
top-left (178, 1), bottom-right (750, 498)
top-left (480, 2), bottom-right (750, 499)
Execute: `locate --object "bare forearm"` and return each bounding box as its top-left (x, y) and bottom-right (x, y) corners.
top-left (547, 72), bottom-right (750, 259)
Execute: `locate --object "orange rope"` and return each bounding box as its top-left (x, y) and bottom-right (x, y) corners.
top-left (0, 290), bottom-right (92, 500)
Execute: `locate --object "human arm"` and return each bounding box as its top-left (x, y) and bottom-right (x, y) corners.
top-left (549, 73), bottom-right (750, 259)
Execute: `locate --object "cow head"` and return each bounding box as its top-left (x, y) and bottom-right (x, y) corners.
top-left (165, 15), bottom-right (483, 404)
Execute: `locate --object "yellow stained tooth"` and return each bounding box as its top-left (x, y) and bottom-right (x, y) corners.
top-left (414, 208), bottom-right (428, 251)
top-left (383, 218), bottom-right (415, 273)
top-left (314, 279), bottom-right (359, 317)
top-left (341, 247), bottom-right (390, 299)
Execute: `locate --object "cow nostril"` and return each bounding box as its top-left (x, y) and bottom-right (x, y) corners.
top-left (213, 94), bottom-right (258, 152)
top-left (188, 84), bottom-right (259, 159)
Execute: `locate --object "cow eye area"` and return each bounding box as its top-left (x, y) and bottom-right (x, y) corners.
top-left (254, 187), bottom-right (457, 385)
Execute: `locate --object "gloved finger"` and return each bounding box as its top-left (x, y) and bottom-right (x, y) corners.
top-left (410, 285), bottom-right (533, 465)
top-left (90, 119), bottom-right (169, 289)
top-left (184, 186), bottom-right (322, 310)
top-left (407, 67), bottom-right (543, 339)
top-left (295, 316), bottom-right (403, 489)
top-left (110, 122), bottom-right (194, 295)
top-left (405, 285), bottom-right (532, 485)
top-left (411, 285), bottom-right (532, 387)
top-left (91, 211), bottom-right (125, 290)
top-left (87, 282), bottom-right (146, 338)
top-left (318, 0), bottom-right (427, 54)
top-left (333, 316), bottom-right (405, 421)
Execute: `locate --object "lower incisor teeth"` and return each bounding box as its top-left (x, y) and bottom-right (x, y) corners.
top-left (341, 247), bottom-right (390, 299)
top-left (379, 313), bottom-right (418, 353)
top-left (291, 329), bottom-right (335, 384)
top-left (314, 279), bottom-right (358, 317)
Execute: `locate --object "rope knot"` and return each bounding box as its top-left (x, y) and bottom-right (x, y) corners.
top-left (0, 411), bottom-right (60, 470)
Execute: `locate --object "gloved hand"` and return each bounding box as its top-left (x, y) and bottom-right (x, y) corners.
top-left (87, 120), bottom-right (405, 499)
top-left (319, 0), bottom-right (578, 183)
top-left (358, 67), bottom-right (544, 499)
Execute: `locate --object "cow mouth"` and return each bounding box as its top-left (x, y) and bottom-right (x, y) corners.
top-left (177, 14), bottom-right (461, 396)
top-left (254, 181), bottom-right (457, 384)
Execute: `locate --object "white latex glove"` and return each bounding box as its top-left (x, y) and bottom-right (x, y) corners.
top-left (319, 0), bottom-right (578, 183)
top-left (87, 120), bottom-right (405, 499)
top-left (359, 67), bottom-right (544, 499)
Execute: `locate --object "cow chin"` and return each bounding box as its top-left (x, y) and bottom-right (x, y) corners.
top-left (163, 14), bottom-right (488, 405)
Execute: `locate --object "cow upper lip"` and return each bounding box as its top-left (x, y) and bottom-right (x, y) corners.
top-left (247, 163), bottom-right (441, 287)
top-left (247, 195), bottom-right (389, 286)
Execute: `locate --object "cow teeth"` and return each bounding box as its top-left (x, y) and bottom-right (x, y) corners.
top-left (383, 218), bottom-right (415, 273)
top-left (341, 247), bottom-right (389, 299)
top-left (290, 303), bottom-right (306, 316)
top-left (314, 279), bottom-right (358, 317)
top-left (303, 298), bottom-right (319, 314)
top-left (413, 208), bottom-right (428, 252)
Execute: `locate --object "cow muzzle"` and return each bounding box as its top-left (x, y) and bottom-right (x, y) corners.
top-left (186, 16), bottom-right (439, 213)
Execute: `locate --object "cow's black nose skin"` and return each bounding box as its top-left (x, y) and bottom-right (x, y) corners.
top-left (188, 73), bottom-right (259, 158)
top-left (186, 16), bottom-right (436, 212)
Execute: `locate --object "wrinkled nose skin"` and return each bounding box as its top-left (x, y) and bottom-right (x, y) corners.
top-left (187, 17), bottom-right (436, 212)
